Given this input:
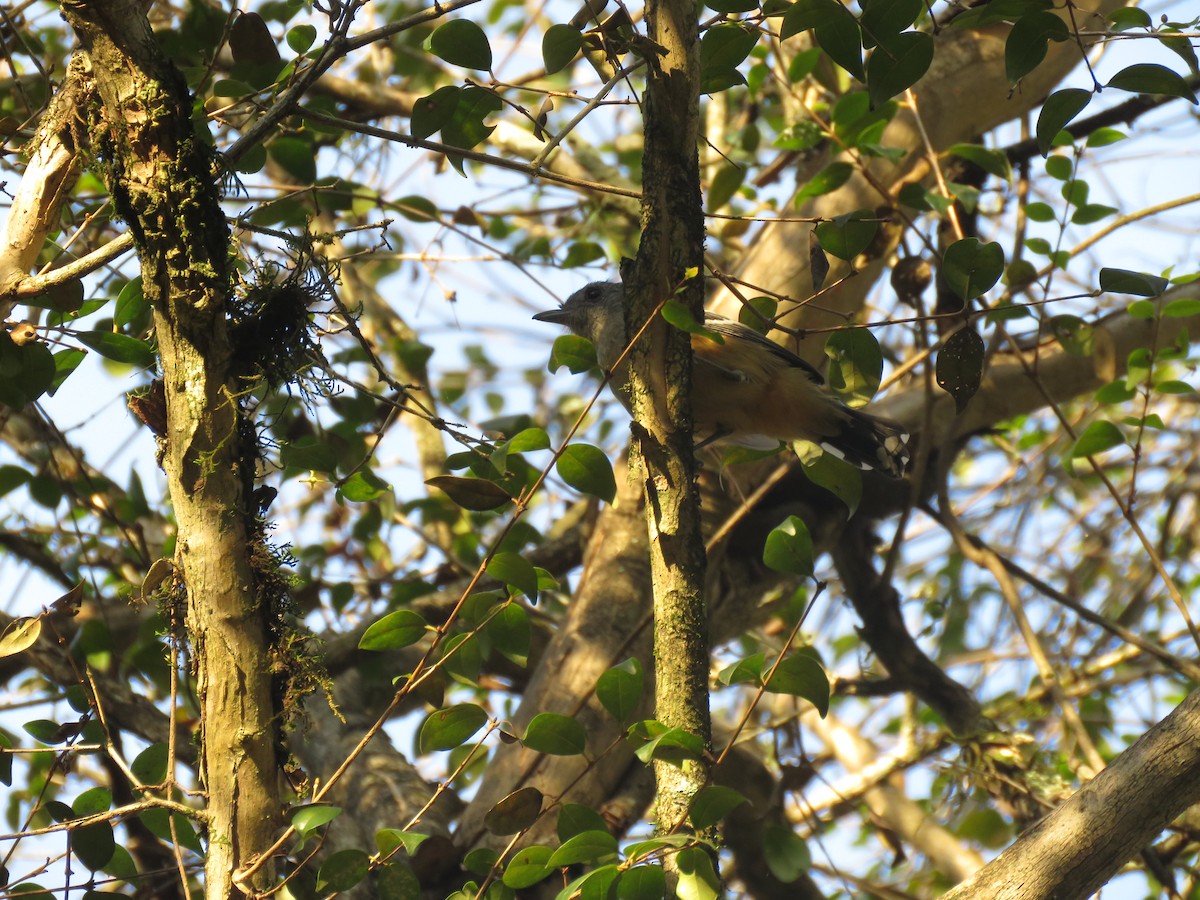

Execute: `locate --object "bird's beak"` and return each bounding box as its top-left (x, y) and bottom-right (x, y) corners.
top-left (532, 308), bottom-right (570, 325)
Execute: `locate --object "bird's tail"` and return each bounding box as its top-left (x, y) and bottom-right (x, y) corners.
top-left (822, 408), bottom-right (911, 477)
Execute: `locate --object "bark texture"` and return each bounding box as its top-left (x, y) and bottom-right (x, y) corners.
top-left (59, 3), bottom-right (281, 896)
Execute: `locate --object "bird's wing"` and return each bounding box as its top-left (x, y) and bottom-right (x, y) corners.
top-left (696, 313), bottom-right (825, 385)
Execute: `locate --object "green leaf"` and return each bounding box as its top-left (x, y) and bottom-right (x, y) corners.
top-left (629, 721), bottom-right (705, 766)
top-left (942, 238), bottom-right (1005, 301)
top-left (700, 24), bottom-right (758, 94)
top-left (396, 194), bottom-right (440, 221)
top-left (1069, 419), bottom-right (1125, 458)
top-left (795, 161), bottom-right (853, 204)
top-left (763, 654), bottom-right (830, 715)
top-left (487, 551), bottom-right (538, 600)
top-left (418, 703), bottom-right (488, 752)
top-left (280, 437), bottom-right (338, 474)
top-left (548, 334), bottom-right (598, 373)
top-left (947, 143), bottom-right (1012, 182)
top-left (1086, 127), bottom-right (1126, 148)
top-left (340, 469), bottom-right (390, 502)
top-left (563, 241), bottom-right (605, 268)
top-left (824, 328), bottom-right (883, 405)
top-left (485, 603), bottom-right (531, 665)
top-left (316, 849), bottom-right (370, 894)
top-left (429, 19), bottom-right (493, 70)
top-left (690, 785), bottom-right (749, 829)
top-left (557, 804), bottom-right (609, 842)
top-left (1005, 11), bottom-right (1069, 83)
top-left (130, 743), bottom-right (168, 786)
top-left (502, 845), bottom-right (555, 888)
top-left (718, 652), bottom-right (764, 685)
top-left (411, 85), bottom-right (461, 141)
top-left (763, 824), bottom-right (811, 882)
top-left (441, 86), bottom-right (502, 157)
top-left (867, 31), bottom-right (933, 106)
top-left (543, 24), bottom-right (583, 74)
top-left (1099, 268), bottom-right (1169, 297)
top-left (0, 335), bottom-right (52, 410)
top-left (376, 828), bottom-right (430, 857)
top-left (814, 210), bottom-right (878, 261)
top-left (662, 299), bottom-right (724, 342)
top-left (936, 327), bottom-right (985, 413)
top-left (1035, 88), bottom-right (1091, 156)
top-left (286, 23), bottom-right (317, 53)
top-left (676, 847), bottom-right (721, 900)
top-left (1071, 204), bottom-right (1116, 225)
top-left (114, 277), bottom-right (147, 330)
top-left (359, 609), bottom-right (428, 651)
top-left (267, 135), bottom-right (316, 183)
top-left (556, 443), bottom-right (616, 503)
top-left (76, 331), bottom-right (156, 368)
top-left (484, 786), bottom-right (544, 835)
top-left (73, 820), bottom-right (115, 871)
top-left (763, 515), bottom-right (814, 577)
top-left (425, 474), bottom-right (512, 510)
top-left (799, 452), bottom-right (861, 516)
top-left (522, 712), bottom-right (586, 756)
top-left (707, 163), bottom-right (745, 213)
top-left (547, 830), bottom-right (618, 867)
top-left (1044, 154), bottom-right (1072, 180)
top-left (292, 805), bottom-right (342, 838)
top-left (616, 864), bottom-right (667, 899)
top-left (508, 426), bottom-right (551, 452)
top-left (596, 657), bottom-right (644, 722)
top-left (50, 348), bottom-right (86, 394)
top-left (1107, 6), bottom-right (1152, 30)
top-left (1106, 63), bottom-right (1197, 103)
top-left (1164, 298), bottom-right (1200, 317)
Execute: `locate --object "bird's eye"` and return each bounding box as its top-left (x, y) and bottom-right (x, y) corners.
top-left (585, 286), bottom-right (601, 300)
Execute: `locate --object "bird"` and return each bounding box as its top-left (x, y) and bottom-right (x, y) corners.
top-left (533, 281), bottom-right (910, 477)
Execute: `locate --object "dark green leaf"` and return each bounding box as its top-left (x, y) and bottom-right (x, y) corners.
top-left (936, 326), bottom-right (985, 413)
top-left (708, 163), bottom-right (745, 212)
top-left (616, 864), bottom-right (667, 899)
top-left (359, 609), bottom-right (428, 651)
top-left (1106, 63), bottom-right (1197, 103)
top-left (113, 277), bottom-right (146, 330)
top-left (396, 194), bottom-right (440, 221)
top-left (130, 743), bottom-right (168, 786)
top-left (563, 241), bottom-right (605, 268)
top-left (701, 23), bottom-right (758, 73)
top-left (522, 712), bottom-right (586, 756)
top-left (1071, 204), bottom-right (1116, 225)
top-left (485, 603), bottom-right (530, 664)
top-left (281, 437), bottom-right (338, 474)
top-left (763, 515), bottom-right (814, 577)
top-left (76, 331), bottom-right (156, 368)
top-left (1099, 268), bottom-right (1169, 297)
top-left (316, 849), bottom-right (370, 893)
top-left (267, 135), bottom-right (316, 183)
top-left (429, 19), bottom-right (493, 70)
top-left (947, 143), bottom-right (1012, 181)
top-left (543, 24), bottom-right (583, 74)
top-left (860, 0), bottom-right (923, 45)
top-left (1107, 6), bottom-right (1152, 30)
top-left (596, 657), bottom-right (644, 722)
top-left (418, 703), bottom-right (488, 752)
top-left (1070, 419), bottom-right (1125, 458)
top-left (425, 474), bottom-right (512, 510)
top-left (690, 785), bottom-right (749, 829)
top-left (411, 86), bottom-right (461, 140)
top-left (441, 86), bottom-right (502, 155)
top-left (557, 804), bottom-right (609, 842)
top-left (763, 824), bottom-right (811, 882)
top-left (942, 238), bottom-right (1005, 300)
top-left (487, 551), bottom-right (538, 600)
top-left (662, 298), bottom-right (724, 341)
top-left (73, 821), bottom-right (115, 871)
top-left (814, 210), bottom-right (878, 260)
top-left (1035, 88), bottom-right (1091, 155)
top-left (484, 786), bottom-right (544, 836)
top-left (824, 328), bottom-right (883, 405)
top-left (867, 31), bottom-right (933, 106)
top-left (1005, 12), bottom-right (1069, 82)
top-left (376, 828), bottom-right (430, 858)
top-left (763, 654), bottom-right (830, 715)
top-left (629, 721), bottom-right (705, 765)
top-left (556, 443), bottom-right (616, 503)
top-left (50, 348), bottom-right (86, 394)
